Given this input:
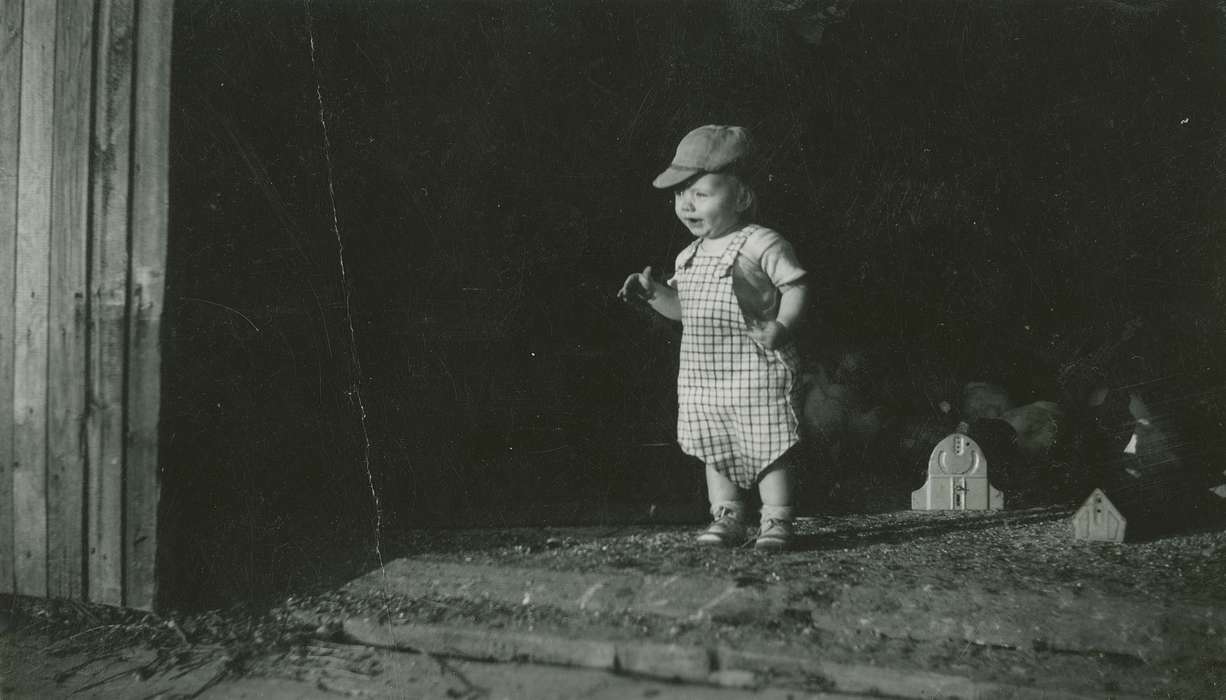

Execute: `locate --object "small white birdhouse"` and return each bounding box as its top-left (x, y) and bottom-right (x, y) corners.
top-left (1072, 488), bottom-right (1126, 542)
top-left (911, 432), bottom-right (1004, 511)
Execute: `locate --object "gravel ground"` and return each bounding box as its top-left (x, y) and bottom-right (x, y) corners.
top-left (376, 507), bottom-right (1226, 604)
top-left (5, 505), bottom-right (1225, 698)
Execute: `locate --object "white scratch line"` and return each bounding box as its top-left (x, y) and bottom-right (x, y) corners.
top-left (657, 574), bottom-right (682, 590)
top-left (303, 0), bottom-right (385, 572)
top-left (578, 582), bottom-right (606, 610)
top-left (690, 585), bottom-right (739, 621)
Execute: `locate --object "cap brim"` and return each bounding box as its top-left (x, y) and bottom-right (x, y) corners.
top-left (652, 166), bottom-right (699, 189)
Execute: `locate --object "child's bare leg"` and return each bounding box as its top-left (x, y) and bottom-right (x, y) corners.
top-left (757, 458), bottom-right (794, 508)
top-left (698, 465), bottom-right (747, 546)
top-left (756, 455), bottom-right (796, 551)
top-left (706, 464), bottom-right (741, 505)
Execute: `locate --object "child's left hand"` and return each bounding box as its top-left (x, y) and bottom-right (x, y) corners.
top-left (747, 320), bottom-right (790, 350)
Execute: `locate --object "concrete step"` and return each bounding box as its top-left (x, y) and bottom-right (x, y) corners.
top-left (339, 617), bottom-right (1140, 700)
top-left (340, 556), bottom-right (1226, 664)
top-left (304, 556), bottom-right (1223, 698)
top-left (305, 513), bottom-right (1226, 698)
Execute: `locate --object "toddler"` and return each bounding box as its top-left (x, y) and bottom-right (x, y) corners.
top-left (619, 125), bottom-right (810, 551)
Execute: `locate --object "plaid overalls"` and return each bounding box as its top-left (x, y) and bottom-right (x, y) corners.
top-left (673, 228), bottom-right (802, 489)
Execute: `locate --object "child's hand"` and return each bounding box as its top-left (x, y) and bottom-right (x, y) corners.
top-left (747, 320), bottom-right (790, 350)
top-left (617, 266), bottom-right (658, 304)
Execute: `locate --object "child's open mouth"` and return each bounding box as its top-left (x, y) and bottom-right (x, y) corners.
top-left (684, 218), bottom-right (703, 227)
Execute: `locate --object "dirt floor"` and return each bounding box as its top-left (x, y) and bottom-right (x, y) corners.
top-left (6, 629), bottom-right (841, 699)
top-left (4, 506), bottom-right (1226, 698)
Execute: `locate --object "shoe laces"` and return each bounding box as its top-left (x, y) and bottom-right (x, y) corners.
top-left (760, 518), bottom-right (790, 534)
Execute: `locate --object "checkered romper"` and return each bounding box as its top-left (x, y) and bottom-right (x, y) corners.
top-left (673, 227), bottom-right (802, 489)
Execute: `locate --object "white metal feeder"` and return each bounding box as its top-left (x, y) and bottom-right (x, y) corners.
top-left (911, 432), bottom-right (1004, 511)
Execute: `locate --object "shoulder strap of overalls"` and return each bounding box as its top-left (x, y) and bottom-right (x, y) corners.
top-left (675, 239), bottom-right (702, 270)
top-left (717, 225), bottom-right (758, 277)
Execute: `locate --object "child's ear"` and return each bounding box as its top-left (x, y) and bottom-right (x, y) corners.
top-left (736, 185), bottom-right (755, 213)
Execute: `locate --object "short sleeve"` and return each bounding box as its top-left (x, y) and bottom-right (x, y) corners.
top-left (747, 229), bottom-right (807, 288)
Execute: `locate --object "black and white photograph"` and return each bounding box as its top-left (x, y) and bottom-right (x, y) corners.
top-left (2, 0), bottom-right (1225, 697)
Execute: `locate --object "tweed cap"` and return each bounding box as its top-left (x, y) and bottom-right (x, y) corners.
top-left (652, 125), bottom-right (755, 189)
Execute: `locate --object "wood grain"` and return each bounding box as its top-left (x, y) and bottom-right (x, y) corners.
top-left (14, 0), bottom-right (55, 598)
top-left (0, 0), bottom-right (24, 595)
top-left (47, 0), bottom-right (95, 600)
top-left (88, 0), bottom-right (135, 606)
top-left (124, 0), bottom-right (173, 610)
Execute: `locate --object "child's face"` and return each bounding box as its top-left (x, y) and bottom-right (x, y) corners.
top-left (673, 173), bottom-right (750, 240)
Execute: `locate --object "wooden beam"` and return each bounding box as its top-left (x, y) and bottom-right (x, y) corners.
top-left (14, 0), bottom-right (55, 598)
top-left (125, 0), bottom-right (173, 611)
top-left (88, 0), bottom-right (135, 607)
top-left (47, 0), bottom-right (95, 600)
top-left (0, 0), bottom-right (24, 596)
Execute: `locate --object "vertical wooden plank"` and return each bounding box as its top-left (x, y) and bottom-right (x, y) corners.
top-left (125, 0), bottom-right (172, 611)
top-left (14, 0), bottom-right (55, 598)
top-left (47, 0), bottom-right (94, 600)
top-left (0, 0), bottom-right (23, 596)
top-left (88, 0), bottom-right (134, 606)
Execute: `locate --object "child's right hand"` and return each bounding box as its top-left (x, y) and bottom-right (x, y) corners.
top-left (617, 266), bottom-right (657, 303)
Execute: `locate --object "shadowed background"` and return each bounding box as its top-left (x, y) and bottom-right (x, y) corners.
top-left (157, 0), bottom-right (1226, 609)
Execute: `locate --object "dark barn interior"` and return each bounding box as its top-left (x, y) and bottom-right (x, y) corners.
top-left (157, 0), bottom-right (1226, 610)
